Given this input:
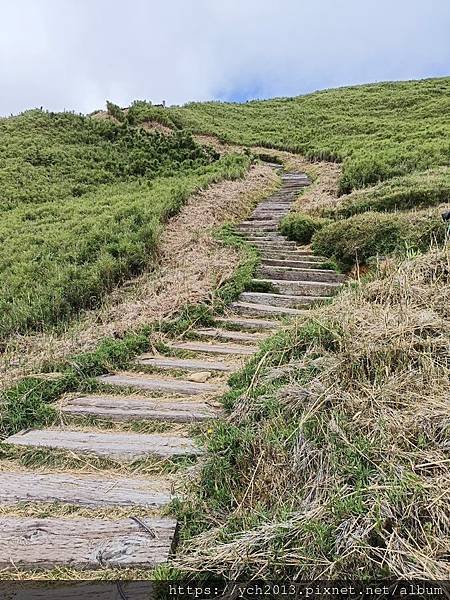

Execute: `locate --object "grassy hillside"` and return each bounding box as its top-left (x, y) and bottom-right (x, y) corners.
top-left (169, 79), bottom-right (450, 579)
top-left (171, 78), bottom-right (450, 268)
top-left (172, 77), bottom-right (450, 193)
top-left (0, 109), bottom-right (249, 341)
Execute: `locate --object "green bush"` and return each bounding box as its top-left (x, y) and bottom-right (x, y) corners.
top-left (0, 106), bottom-right (249, 340)
top-left (106, 100), bottom-right (125, 122)
top-left (330, 167), bottom-right (450, 218)
top-left (311, 211), bottom-right (446, 270)
top-left (126, 100), bottom-right (179, 129)
top-left (280, 213), bottom-right (331, 244)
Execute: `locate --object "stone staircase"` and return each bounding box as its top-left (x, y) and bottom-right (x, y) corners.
top-left (0, 167), bottom-right (344, 573)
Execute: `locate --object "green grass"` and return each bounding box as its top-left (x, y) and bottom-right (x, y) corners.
top-left (280, 213), bottom-right (331, 244)
top-left (311, 209), bottom-right (446, 270)
top-left (173, 247), bottom-right (450, 578)
top-left (0, 219), bottom-right (261, 439)
top-left (328, 167), bottom-right (450, 218)
top-left (171, 77), bottom-right (450, 193)
top-left (0, 108), bottom-right (250, 340)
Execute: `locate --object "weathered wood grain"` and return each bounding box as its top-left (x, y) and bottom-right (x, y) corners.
top-left (0, 516), bottom-right (177, 569)
top-left (136, 356), bottom-right (232, 372)
top-left (0, 581), bottom-right (153, 600)
top-left (251, 278), bottom-right (340, 297)
top-left (4, 429), bottom-right (203, 460)
top-left (257, 265), bottom-right (346, 283)
top-left (97, 373), bottom-right (219, 395)
top-left (215, 316), bottom-right (279, 330)
top-left (170, 340), bottom-right (258, 356)
top-left (240, 291), bottom-right (319, 308)
top-left (0, 472), bottom-right (172, 507)
top-left (192, 327), bottom-right (265, 343)
top-left (230, 301), bottom-right (308, 317)
top-left (62, 395), bottom-right (220, 422)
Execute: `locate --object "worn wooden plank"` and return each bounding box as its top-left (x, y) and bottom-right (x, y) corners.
top-left (259, 251), bottom-right (325, 260)
top-left (257, 266), bottom-right (345, 283)
top-left (230, 301), bottom-right (308, 317)
top-left (0, 472), bottom-right (172, 507)
top-left (170, 341), bottom-right (258, 356)
top-left (240, 291), bottom-right (320, 308)
top-left (0, 581), bottom-right (153, 599)
top-left (62, 395), bottom-right (220, 422)
top-left (97, 373), bottom-right (218, 395)
top-left (136, 356), bottom-right (232, 372)
top-left (0, 516), bottom-right (177, 569)
top-left (261, 258), bottom-right (330, 269)
top-left (215, 316), bottom-right (280, 330)
top-left (5, 429), bottom-right (203, 460)
top-left (192, 327), bottom-right (265, 343)
top-left (251, 278), bottom-right (340, 297)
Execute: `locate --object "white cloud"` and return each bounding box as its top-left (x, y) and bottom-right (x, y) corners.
top-left (0, 0), bottom-right (449, 115)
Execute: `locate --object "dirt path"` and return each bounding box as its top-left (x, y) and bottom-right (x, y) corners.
top-left (0, 165), bottom-right (346, 579)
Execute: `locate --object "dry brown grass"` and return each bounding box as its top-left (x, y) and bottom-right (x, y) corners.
top-left (174, 247), bottom-right (450, 579)
top-left (0, 163), bottom-right (277, 389)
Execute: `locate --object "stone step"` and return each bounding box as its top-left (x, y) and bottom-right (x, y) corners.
top-left (215, 316), bottom-right (280, 330)
top-left (4, 429), bottom-right (203, 460)
top-left (61, 395), bottom-right (221, 422)
top-left (230, 301), bottom-right (308, 317)
top-left (257, 266), bottom-right (345, 283)
top-left (251, 278), bottom-right (341, 297)
top-left (0, 516), bottom-right (177, 569)
top-left (169, 341), bottom-right (257, 356)
top-left (261, 258), bottom-right (331, 269)
top-left (192, 327), bottom-right (265, 344)
top-left (240, 291), bottom-right (325, 308)
top-left (136, 356), bottom-right (232, 372)
top-left (0, 471), bottom-right (173, 507)
top-left (97, 373), bottom-right (219, 396)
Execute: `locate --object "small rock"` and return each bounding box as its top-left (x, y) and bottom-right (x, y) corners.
top-left (187, 371), bottom-right (212, 383)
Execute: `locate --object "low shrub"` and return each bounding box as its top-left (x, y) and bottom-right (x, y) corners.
top-left (106, 100), bottom-right (125, 122)
top-left (126, 100), bottom-right (180, 129)
top-left (280, 213), bottom-right (331, 244)
top-left (330, 167), bottom-right (450, 218)
top-left (312, 210), bottom-right (446, 270)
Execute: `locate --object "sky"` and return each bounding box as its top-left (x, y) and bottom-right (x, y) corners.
top-left (1, 0), bottom-right (450, 116)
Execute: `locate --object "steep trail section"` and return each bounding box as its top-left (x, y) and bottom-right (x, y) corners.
top-left (0, 167), bottom-right (345, 575)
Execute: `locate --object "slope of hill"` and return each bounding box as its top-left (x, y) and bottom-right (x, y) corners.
top-left (0, 80), bottom-right (448, 582)
top-left (173, 78), bottom-right (450, 270)
top-left (0, 109), bottom-right (249, 341)
top-left (166, 79), bottom-right (450, 579)
top-left (172, 77), bottom-right (450, 192)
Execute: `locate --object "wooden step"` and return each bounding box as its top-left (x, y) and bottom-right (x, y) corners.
top-left (0, 472), bottom-right (173, 507)
top-left (61, 395), bottom-right (221, 422)
top-left (261, 258), bottom-right (331, 269)
top-left (4, 429), bottom-right (203, 460)
top-left (136, 356), bottom-right (232, 372)
top-left (170, 340), bottom-right (257, 356)
top-left (260, 250), bottom-right (325, 260)
top-left (240, 291), bottom-right (322, 308)
top-left (97, 373), bottom-right (219, 395)
top-left (257, 266), bottom-right (345, 283)
top-left (249, 238), bottom-right (297, 245)
top-left (230, 301), bottom-right (308, 317)
top-left (215, 316), bottom-right (280, 330)
top-left (192, 327), bottom-right (265, 344)
top-left (0, 516), bottom-right (177, 569)
top-left (251, 278), bottom-right (340, 297)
